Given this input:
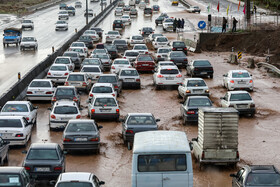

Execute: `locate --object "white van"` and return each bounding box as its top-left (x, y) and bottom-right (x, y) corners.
top-left (132, 131), bottom-right (193, 187)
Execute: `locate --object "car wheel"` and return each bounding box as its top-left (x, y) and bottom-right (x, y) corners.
top-left (183, 116), bottom-right (187, 125)
top-left (250, 112), bottom-right (255, 118)
top-left (127, 142), bottom-right (132, 150)
top-left (155, 84), bottom-right (160, 90)
top-left (4, 152), bottom-right (9, 163)
top-left (96, 148), bottom-right (100, 154)
top-left (210, 74), bottom-right (213, 79)
top-left (0, 158), bottom-right (3, 166)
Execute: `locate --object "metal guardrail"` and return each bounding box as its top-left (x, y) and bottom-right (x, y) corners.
top-left (178, 0), bottom-right (191, 8)
top-left (257, 62), bottom-right (280, 76)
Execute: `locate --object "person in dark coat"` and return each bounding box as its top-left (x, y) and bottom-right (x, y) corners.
top-left (178, 18), bottom-right (182, 30)
top-left (173, 18), bottom-right (178, 32)
top-left (222, 17), bottom-right (227, 33)
top-left (181, 18), bottom-right (185, 30)
top-left (232, 17), bottom-right (238, 32)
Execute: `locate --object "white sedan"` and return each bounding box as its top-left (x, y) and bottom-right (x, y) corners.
top-left (153, 65), bottom-right (183, 89)
top-left (129, 35), bottom-right (145, 46)
top-left (26, 79), bottom-right (55, 101)
top-left (47, 64), bottom-right (72, 84)
top-left (132, 44), bottom-right (149, 54)
top-left (20, 36), bottom-right (38, 51)
top-left (121, 15), bottom-right (131, 25)
top-left (162, 18), bottom-right (174, 31)
top-left (68, 47), bottom-right (87, 58)
top-left (152, 36), bottom-right (169, 49)
top-left (223, 70), bottom-right (254, 91)
top-left (110, 58), bottom-right (132, 74)
top-left (105, 30), bottom-right (121, 43)
top-left (84, 30), bottom-right (100, 42)
top-left (55, 20), bottom-right (68, 31)
top-left (80, 65), bottom-right (103, 82)
top-left (155, 47), bottom-right (171, 62)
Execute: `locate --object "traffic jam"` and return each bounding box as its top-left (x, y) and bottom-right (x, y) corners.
top-left (0, 0), bottom-right (280, 186)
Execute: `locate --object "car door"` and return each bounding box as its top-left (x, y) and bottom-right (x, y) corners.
top-left (224, 72), bottom-right (230, 87)
top-left (28, 103), bottom-right (37, 124)
top-left (232, 168), bottom-right (245, 187)
top-left (0, 138), bottom-right (5, 163)
top-left (221, 93), bottom-right (229, 107)
top-left (178, 80), bottom-right (187, 97)
top-left (23, 118), bottom-right (32, 140)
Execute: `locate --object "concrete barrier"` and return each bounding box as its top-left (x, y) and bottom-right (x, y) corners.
top-left (0, 0), bottom-right (118, 107)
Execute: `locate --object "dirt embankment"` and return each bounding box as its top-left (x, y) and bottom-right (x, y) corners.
top-left (0, 0), bottom-right (49, 14)
top-left (199, 29), bottom-right (280, 68)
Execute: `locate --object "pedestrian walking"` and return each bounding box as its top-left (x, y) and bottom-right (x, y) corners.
top-left (173, 18), bottom-right (178, 32)
top-left (222, 17), bottom-right (227, 33)
top-left (253, 5), bottom-right (257, 14)
top-left (181, 18), bottom-right (185, 30)
top-left (232, 17), bottom-right (238, 32)
top-left (177, 18), bottom-right (182, 31)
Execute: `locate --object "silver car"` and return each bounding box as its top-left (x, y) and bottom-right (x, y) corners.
top-left (105, 31), bottom-right (121, 43)
top-left (63, 51), bottom-right (82, 68)
top-left (65, 72), bottom-right (91, 92)
top-left (81, 58), bottom-right (104, 71)
top-left (178, 78), bottom-right (209, 100)
top-left (88, 83), bottom-right (117, 102)
top-left (118, 68), bottom-right (141, 89)
top-left (20, 36), bottom-right (38, 51)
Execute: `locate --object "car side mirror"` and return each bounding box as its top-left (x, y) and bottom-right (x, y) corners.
top-left (230, 174), bottom-right (237, 178)
top-left (189, 142), bottom-right (193, 151)
top-left (99, 181), bottom-right (105, 185)
top-left (156, 119), bottom-right (160, 122)
top-left (223, 74), bottom-right (227, 77)
top-left (98, 125), bottom-right (103, 129)
top-left (22, 150), bottom-right (27, 154)
top-left (34, 106), bottom-right (38, 109)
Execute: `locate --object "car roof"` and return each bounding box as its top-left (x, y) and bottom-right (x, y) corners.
top-left (188, 96), bottom-right (210, 99)
top-left (69, 72), bottom-right (86, 75)
top-left (185, 78), bottom-right (204, 81)
top-left (99, 74), bottom-right (117, 77)
top-left (59, 172), bottom-right (93, 182)
top-left (51, 64), bottom-right (68, 67)
top-left (0, 167), bottom-right (25, 173)
top-left (160, 65), bottom-right (179, 70)
top-left (82, 65), bottom-right (100, 68)
top-left (120, 67), bottom-right (137, 71)
top-left (228, 90), bottom-right (250, 94)
top-left (31, 79), bottom-right (52, 82)
top-left (30, 143), bottom-right (58, 149)
top-left (68, 119), bottom-right (95, 123)
top-left (230, 70), bottom-right (249, 73)
top-left (56, 56), bottom-right (71, 59)
top-left (54, 100), bottom-right (78, 106)
top-left (57, 86), bottom-right (76, 89)
top-left (248, 165), bottom-right (280, 174)
top-left (128, 113), bottom-right (153, 116)
top-left (94, 95), bottom-right (116, 98)
top-left (124, 50), bottom-right (139, 53)
top-left (5, 101), bottom-right (30, 105)
top-left (0, 116), bottom-right (24, 120)
top-left (133, 131), bottom-right (191, 153)
top-left (93, 83), bottom-right (113, 87)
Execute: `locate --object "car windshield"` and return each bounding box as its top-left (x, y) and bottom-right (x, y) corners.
top-left (132, 36), bottom-right (143, 40)
top-left (82, 67), bottom-right (100, 72)
top-left (173, 42), bottom-right (185, 47)
top-left (170, 52), bottom-right (185, 57)
top-left (127, 116), bottom-right (155, 125)
top-left (22, 37), bottom-right (35, 42)
top-left (188, 98), bottom-right (212, 106)
top-left (54, 106), bottom-right (78, 114)
top-left (70, 48), bottom-right (83, 53)
top-left (134, 45), bottom-right (147, 50)
top-left (94, 98), bottom-right (117, 106)
top-left (56, 88), bottom-right (75, 96)
top-left (57, 182), bottom-right (92, 187)
top-left (114, 40), bottom-right (126, 45)
top-left (143, 28), bottom-right (153, 32)
top-left (158, 49), bottom-right (171, 53)
top-left (232, 72), bottom-right (250, 78)
top-left (138, 55), bottom-right (153, 61)
top-left (98, 76), bottom-right (117, 83)
top-left (245, 173), bottom-right (280, 186)
top-left (79, 36), bottom-right (91, 40)
top-left (122, 16), bottom-right (130, 19)
top-left (23, 20), bottom-right (32, 23)
top-left (66, 122), bottom-right (96, 132)
top-left (92, 86), bottom-right (113, 93)
top-left (55, 58), bottom-right (70, 64)
top-left (108, 31), bottom-right (119, 35)
top-left (187, 80), bottom-right (206, 87)
top-left (0, 174), bottom-right (22, 186)
top-left (114, 60), bottom-right (129, 65)
top-left (71, 43), bottom-right (84, 47)
top-left (125, 51), bottom-right (139, 56)
top-left (94, 54), bottom-right (109, 59)
top-left (152, 34), bottom-right (163, 39)
top-left (157, 37), bottom-right (168, 42)
top-left (67, 75), bottom-right (85, 81)
top-left (64, 53), bottom-right (78, 57)
top-left (2, 104), bottom-right (28, 112)
top-left (27, 149), bottom-right (59, 160)
top-left (159, 62), bottom-right (174, 66)
top-left (83, 59), bottom-right (100, 65)
top-left (50, 65), bottom-right (67, 71)
top-left (120, 70), bottom-right (138, 76)
top-left (165, 19), bottom-right (173, 22)
top-left (193, 60), bottom-right (211, 66)
top-left (160, 69), bottom-right (179, 74)
top-left (105, 45), bottom-right (117, 50)
top-left (57, 21), bottom-right (66, 24)
top-left (93, 49), bottom-right (106, 54)
top-left (0, 119), bottom-right (22, 128)
top-left (30, 81), bottom-right (51, 88)
top-left (230, 93), bottom-right (252, 101)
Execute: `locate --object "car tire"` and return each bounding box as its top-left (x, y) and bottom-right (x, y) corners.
top-left (127, 142), bottom-right (132, 150)
top-left (4, 152), bottom-right (9, 163)
top-left (96, 148), bottom-right (100, 154)
top-left (250, 112), bottom-right (255, 118)
top-left (210, 74), bottom-right (213, 79)
top-left (0, 158), bottom-right (3, 166)
top-left (155, 84), bottom-right (160, 90)
top-left (183, 116), bottom-right (187, 125)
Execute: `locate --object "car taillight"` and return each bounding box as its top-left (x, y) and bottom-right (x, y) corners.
top-left (114, 85), bottom-right (118, 89)
top-left (76, 115), bottom-right (81, 119)
top-left (126, 130), bottom-right (134, 134)
top-left (194, 68), bottom-right (199, 71)
top-left (113, 24), bottom-right (115, 26)
top-left (123, 57), bottom-right (126, 59)
top-left (46, 91), bottom-right (52, 94)
top-left (27, 91), bottom-right (33, 94)
top-left (112, 93), bottom-right (115, 97)
top-left (249, 80), bottom-right (253, 83)
top-left (172, 48), bottom-right (175, 50)
top-left (47, 72), bottom-right (51, 75)
top-left (230, 80), bottom-right (234, 83)
top-left (157, 55), bottom-right (161, 57)
top-left (157, 74), bottom-right (164, 78)
top-left (106, 36), bottom-right (109, 38)
top-left (116, 109), bottom-right (120, 113)
top-left (145, 52), bottom-right (149, 54)
top-left (70, 65), bottom-right (73, 69)
top-left (52, 97), bottom-right (56, 102)
top-left (187, 111), bottom-right (195, 114)
top-left (65, 82), bottom-right (69, 86)
top-left (131, 40), bottom-right (134, 42)
top-left (186, 90), bottom-right (190, 93)
top-left (90, 93), bottom-right (93, 97)
top-left (236, 151), bottom-right (239, 159)
top-left (184, 47), bottom-right (187, 50)
top-left (51, 115), bottom-right (56, 119)
top-left (201, 151), bottom-right (205, 159)
top-left (64, 73), bottom-right (69, 76)
top-left (205, 90), bottom-right (209, 93)
top-left (250, 103), bottom-right (255, 107)
top-left (142, 32), bottom-right (144, 35)
top-left (91, 109), bottom-right (95, 113)
top-left (176, 74), bottom-right (182, 77)
top-left (63, 138), bottom-right (72, 142)
top-left (111, 66), bottom-right (115, 69)
top-left (54, 167), bottom-right (62, 171)
top-left (121, 24), bottom-right (123, 26)
top-left (170, 60), bottom-right (174, 62)
top-left (136, 79), bottom-right (140, 82)
top-left (184, 59), bottom-right (188, 61)
top-left (24, 166), bottom-right (31, 171)
top-left (82, 82), bottom-right (87, 86)
top-left (26, 117), bottom-right (29, 121)
top-left (90, 137), bottom-right (99, 141)
top-left (73, 97), bottom-right (78, 102)
top-left (229, 104), bottom-right (234, 107)
top-left (15, 133), bottom-right (23, 137)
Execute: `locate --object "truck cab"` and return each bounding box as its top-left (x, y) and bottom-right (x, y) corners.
top-left (3, 28), bottom-right (22, 47)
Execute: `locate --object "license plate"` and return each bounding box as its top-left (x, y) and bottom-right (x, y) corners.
top-left (54, 74), bottom-right (61, 76)
top-left (193, 90), bottom-right (202, 93)
top-left (162, 55), bottom-right (167, 57)
top-left (238, 81), bottom-right (246, 84)
top-left (74, 138), bottom-right (87, 141)
top-left (70, 82), bottom-right (80, 85)
top-left (35, 167), bottom-right (50, 172)
top-left (166, 77), bottom-right (174, 80)
top-left (142, 64), bottom-right (149, 66)
top-left (200, 72), bottom-right (207, 75)
top-left (177, 48), bottom-right (183, 50)
top-left (125, 79), bottom-right (134, 82)
top-left (61, 118), bottom-right (70, 120)
top-left (35, 91), bottom-right (44, 94)
top-left (238, 105), bottom-right (247, 108)
top-left (100, 109), bottom-right (111, 112)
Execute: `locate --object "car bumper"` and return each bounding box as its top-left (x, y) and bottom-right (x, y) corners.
top-left (63, 142), bottom-right (100, 150)
top-left (26, 95), bottom-right (52, 101)
top-left (91, 113), bottom-right (119, 119)
top-left (193, 71), bottom-right (213, 76)
top-left (135, 66), bottom-right (155, 71)
top-left (228, 84), bottom-right (253, 91)
top-left (56, 27), bottom-right (68, 30)
top-left (22, 25), bottom-right (33, 28)
top-left (183, 113), bottom-right (198, 122)
top-left (28, 172), bottom-right (62, 180)
top-left (185, 93), bottom-right (209, 97)
top-left (200, 158), bottom-right (240, 164)
top-left (236, 108), bottom-right (255, 115)
top-left (122, 82), bottom-right (140, 87)
top-left (3, 137), bottom-right (28, 146)
top-left (47, 77), bottom-right (66, 83)
top-left (21, 45), bottom-right (36, 48)
top-left (50, 121), bottom-right (68, 129)
top-left (124, 134), bottom-right (134, 142)
top-left (156, 80), bottom-right (182, 86)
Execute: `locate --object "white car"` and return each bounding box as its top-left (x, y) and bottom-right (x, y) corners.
top-left (58, 10), bottom-right (69, 20)
top-left (0, 101), bottom-right (38, 124)
top-left (88, 83), bottom-right (117, 102)
top-left (68, 47), bottom-right (87, 58)
top-left (178, 78), bottom-right (209, 100)
top-left (110, 58), bottom-right (132, 74)
top-left (0, 116), bottom-right (32, 146)
top-left (88, 95), bottom-right (120, 120)
top-left (118, 68), bottom-right (141, 89)
top-left (162, 18), bottom-right (174, 31)
top-left (55, 20), bottom-right (68, 31)
top-left (155, 61), bottom-right (175, 71)
top-left (47, 64), bottom-right (72, 83)
top-left (123, 50), bottom-right (139, 62)
top-left (20, 36), bottom-right (38, 51)
top-left (53, 56), bottom-right (75, 71)
top-left (139, 1), bottom-right (146, 9)
top-left (152, 36), bottom-right (169, 49)
top-left (49, 100), bottom-right (81, 129)
top-left (80, 65), bottom-right (103, 82)
top-left (105, 30), bottom-right (121, 43)
top-left (155, 47), bottom-right (171, 62)
top-left (115, 7), bottom-right (123, 16)
top-left (133, 44), bottom-right (149, 54)
top-left (147, 33), bottom-right (163, 42)
top-left (129, 35), bottom-right (145, 46)
top-left (220, 91), bottom-right (256, 117)
top-left (21, 19), bottom-right (34, 30)
top-left (26, 79), bottom-right (55, 101)
top-left (223, 70), bottom-right (254, 91)
top-left (186, 6), bottom-right (201, 13)
top-left (84, 30), bottom-right (100, 42)
top-left (121, 15), bottom-right (131, 25)
top-left (54, 172), bottom-right (105, 187)
top-left (70, 42), bottom-right (88, 54)
top-left (65, 72), bottom-right (91, 92)
top-left (153, 65), bottom-right (183, 89)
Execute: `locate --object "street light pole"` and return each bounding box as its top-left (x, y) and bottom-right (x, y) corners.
top-left (86, 0), bottom-right (89, 24)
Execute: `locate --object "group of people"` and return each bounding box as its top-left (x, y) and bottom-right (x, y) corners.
top-left (173, 18), bottom-right (185, 32)
top-left (222, 17), bottom-right (238, 33)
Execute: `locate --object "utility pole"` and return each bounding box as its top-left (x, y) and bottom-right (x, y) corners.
top-left (246, 0), bottom-right (251, 28)
top-left (86, 0), bottom-right (88, 24)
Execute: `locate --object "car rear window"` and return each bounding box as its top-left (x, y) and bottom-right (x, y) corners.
top-left (82, 67), bottom-right (100, 72)
top-left (152, 34), bottom-right (163, 39)
top-left (156, 37), bottom-right (168, 42)
top-left (230, 93), bottom-right (252, 101)
top-left (56, 89), bottom-right (75, 96)
top-left (187, 80), bottom-right (206, 87)
top-left (245, 173), bottom-right (280, 186)
top-left (120, 70), bottom-right (138, 76)
top-left (57, 182), bottom-right (92, 187)
top-left (50, 66), bottom-right (67, 71)
top-left (188, 98), bottom-right (212, 106)
top-left (193, 60), bottom-right (211, 66)
top-left (30, 81), bottom-right (51, 88)
top-left (94, 54), bottom-right (109, 59)
top-left (134, 45), bottom-right (147, 50)
top-left (0, 119), bottom-right (23, 128)
top-left (143, 27), bottom-right (153, 32)
top-left (83, 59), bottom-right (100, 65)
top-left (138, 154), bottom-right (187, 172)
top-left (92, 86), bottom-right (113, 93)
top-left (0, 174), bottom-right (22, 186)
top-left (27, 149), bottom-right (59, 160)
top-left (132, 36), bottom-right (143, 40)
top-left (108, 31), bottom-right (119, 35)
top-left (127, 116), bottom-right (155, 125)
top-left (138, 55), bottom-right (153, 61)
top-left (98, 76), bottom-right (117, 83)
top-left (173, 42), bottom-right (185, 47)
top-left (64, 53), bottom-right (78, 57)
top-left (160, 69), bottom-right (179, 74)
top-left (232, 72), bottom-right (250, 78)
top-left (93, 49), bottom-right (106, 54)
top-left (114, 60), bottom-right (129, 65)
top-left (66, 123), bottom-right (97, 132)
top-left (125, 51), bottom-right (139, 56)
top-left (70, 48), bottom-right (83, 53)
top-left (22, 37), bottom-right (35, 42)
top-left (114, 40), bottom-right (126, 45)
top-left (54, 106), bottom-right (78, 114)
top-left (67, 75), bottom-right (85, 81)
top-left (114, 20), bottom-right (122, 23)
top-left (170, 52), bottom-right (185, 57)
top-left (2, 104), bottom-right (28, 112)
top-left (158, 48), bottom-right (171, 53)
top-left (94, 98), bottom-right (117, 106)
top-left (55, 58), bottom-right (70, 64)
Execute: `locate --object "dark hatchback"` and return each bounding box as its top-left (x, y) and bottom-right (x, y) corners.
top-left (78, 35), bottom-right (94, 49)
top-left (90, 27), bottom-right (103, 38)
top-left (112, 39), bottom-right (128, 53)
top-left (51, 86), bottom-right (80, 106)
top-left (139, 27), bottom-right (154, 37)
top-left (144, 8), bottom-right (153, 16)
top-left (0, 167), bottom-right (35, 187)
top-left (186, 59), bottom-right (214, 78)
top-left (104, 44), bottom-right (118, 59)
top-left (168, 51), bottom-right (188, 68)
top-left (113, 20), bottom-right (124, 30)
top-left (171, 41), bottom-right (188, 55)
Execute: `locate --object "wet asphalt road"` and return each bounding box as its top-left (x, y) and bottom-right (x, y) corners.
top-left (2, 0), bottom-right (280, 186)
